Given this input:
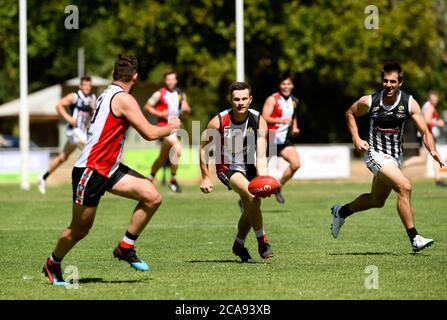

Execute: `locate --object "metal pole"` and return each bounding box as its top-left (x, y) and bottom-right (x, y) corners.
top-left (19, 0), bottom-right (29, 190)
top-left (77, 47), bottom-right (85, 78)
top-left (236, 0), bottom-right (245, 82)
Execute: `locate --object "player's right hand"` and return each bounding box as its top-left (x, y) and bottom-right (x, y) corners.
top-left (200, 176), bottom-right (213, 194)
top-left (69, 117), bottom-right (77, 126)
top-left (353, 138), bottom-right (369, 152)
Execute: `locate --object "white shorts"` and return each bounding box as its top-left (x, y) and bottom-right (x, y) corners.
top-left (365, 150), bottom-right (402, 176)
top-left (66, 128), bottom-right (87, 145)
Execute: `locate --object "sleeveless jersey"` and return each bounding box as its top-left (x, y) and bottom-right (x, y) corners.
top-left (75, 84), bottom-right (129, 177)
top-left (216, 108), bottom-right (260, 175)
top-left (267, 93), bottom-right (298, 144)
top-left (155, 87), bottom-right (183, 126)
top-left (368, 90), bottom-right (412, 159)
top-left (69, 90), bottom-right (96, 132)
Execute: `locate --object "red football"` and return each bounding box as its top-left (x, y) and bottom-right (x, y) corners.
top-left (248, 176), bottom-right (280, 198)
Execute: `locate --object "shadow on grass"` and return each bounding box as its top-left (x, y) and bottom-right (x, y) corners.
top-left (328, 252), bottom-right (401, 256)
top-left (189, 259), bottom-right (265, 264)
top-left (263, 209), bottom-right (290, 213)
top-left (79, 277), bottom-right (150, 284)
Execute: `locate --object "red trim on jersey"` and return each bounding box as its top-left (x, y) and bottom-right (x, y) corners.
top-left (86, 113), bottom-right (129, 177)
top-left (155, 88), bottom-right (169, 126)
top-left (428, 109), bottom-right (439, 132)
top-left (268, 93), bottom-right (283, 131)
top-left (216, 112), bottom-right (231, 173)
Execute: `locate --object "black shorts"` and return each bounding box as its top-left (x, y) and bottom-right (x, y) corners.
top-left (72, 163), bottom-right (131, 207)
top-left (217, 168), bottom-right (257, 190)
top-left (268, 138), bottom-right (293, 156)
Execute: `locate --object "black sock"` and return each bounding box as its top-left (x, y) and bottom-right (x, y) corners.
top-left (338, 204), bottom-right (353, 219)
top-left (43, 172), bottom-right (50, 180)
top-left (125, 231), bottom-right (138, 241)
top-left (406, 227), bottom-right (418, 242)
top-left (51, 252), bottom-right (62, 263)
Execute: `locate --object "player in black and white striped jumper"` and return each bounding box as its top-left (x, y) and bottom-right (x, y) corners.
top-left (331, 62), bottom-right (444, 252)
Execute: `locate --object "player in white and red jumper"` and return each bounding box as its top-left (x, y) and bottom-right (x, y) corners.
top-left (43, 55), bottom-right (181, 285)
top-left (262, 71), bottom-right (301, 204)
top-left (144, 71), bottom-right (191, 193)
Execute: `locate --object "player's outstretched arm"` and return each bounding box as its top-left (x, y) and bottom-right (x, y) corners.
top-left (114, 92), bottom-right (180, 141)
top-left (256, 116), bottom-right (269, 176)
top-left (199, 116), bottom-right (219, 194)
top-left (346, 95), bottom-right (370, 152)
top-left (56, 93), bottom-right (77, 126)
top-left (411, 98), bottom-right (445, 167)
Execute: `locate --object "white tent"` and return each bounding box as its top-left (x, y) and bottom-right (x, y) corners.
top-left (0, 84), bottom-right (61, 117)
top-left (0, 75), bottom-right (110, 118)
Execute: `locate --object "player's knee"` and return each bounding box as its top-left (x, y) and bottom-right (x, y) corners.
top-left (372, 198), bottom-right (386, 208)
top-left (397, 181), bottom-right (412, 195)
top-left (290, 161), bottom-right (300, 172)
top-left (59, 153), bottom-right (67, 162)
top-left (143, 192), bottom-right (163, 208)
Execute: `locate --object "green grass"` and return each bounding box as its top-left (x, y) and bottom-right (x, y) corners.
top-left (0, 180), bottom-right (446, 300)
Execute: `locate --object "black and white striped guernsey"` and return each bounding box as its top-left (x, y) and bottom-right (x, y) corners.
top-left (368, 90), bottom-right (412, 159)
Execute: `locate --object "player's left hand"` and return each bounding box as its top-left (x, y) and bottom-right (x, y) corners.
top-left (200, 176), bottom-right (213, 194)
top-left (430, 150), bottom-right (445, 167)
top-left (292, 128), bottom-right (300, 136)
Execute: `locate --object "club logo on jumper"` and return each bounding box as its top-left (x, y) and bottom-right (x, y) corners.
top-left (373, 106), bottom-right (380, 112)
top-left (398, 105), bottom-right (405, 113)
top-left (247, 127), bottom-right (254, 135)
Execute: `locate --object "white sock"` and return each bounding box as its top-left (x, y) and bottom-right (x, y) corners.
top-left (254, 229), bottom-right (265, 238)
top-left (122, 235), bottom-right (135, 246)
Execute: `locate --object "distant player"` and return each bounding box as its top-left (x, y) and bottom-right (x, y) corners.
top-left (262, 71), bottom-right (301, 204)
top-left (38, 76), bottom-right (96, 194)
top-left (43, 55), bottom-right (181, 285)
top-left (403, 90), bottom-right (445, 186)
top-left (331, 62), bottom-right (444, 252)
top-left (199, 81), bottom-right (273, 262)
top-left (144, 71), bottom-right (191, 193)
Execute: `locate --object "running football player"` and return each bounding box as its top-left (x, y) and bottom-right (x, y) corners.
top-left (331, 62), bottom-right (444, 252)
top-left (262, 71), bottom-right (301, 204)
top-left (43, 55), bottom-right (181, 285)
top-left (199, 81), bottom-right (273, 262)
top-left (38, 76), bottom-right (96, 194)
top-left (144, 71), bottom-right (191, 193)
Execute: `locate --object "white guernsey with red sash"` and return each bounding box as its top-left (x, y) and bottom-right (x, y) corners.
top-left (75, 84), bottom-right (129, 177)
top-left (267, 92), bottom-right (298, 144)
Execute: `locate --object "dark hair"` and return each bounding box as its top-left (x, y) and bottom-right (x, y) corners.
top-left (229, 81), bottom-right (251, 96)
top-left (80, 76), bottom-right (91, 83)
top-left (381, 62), bottom-right (403, 82)
top-left (164, 70), bottom-right (177, 79)
top-left (428, 90), bottom-right (438, 97)
top-left (279, 70), bottom-right (293, 84)
top-left (113, 54), bottom-right (138, 82)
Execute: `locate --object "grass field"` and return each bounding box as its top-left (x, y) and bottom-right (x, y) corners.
top-left (0, 179), bottom-right (446, 300)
